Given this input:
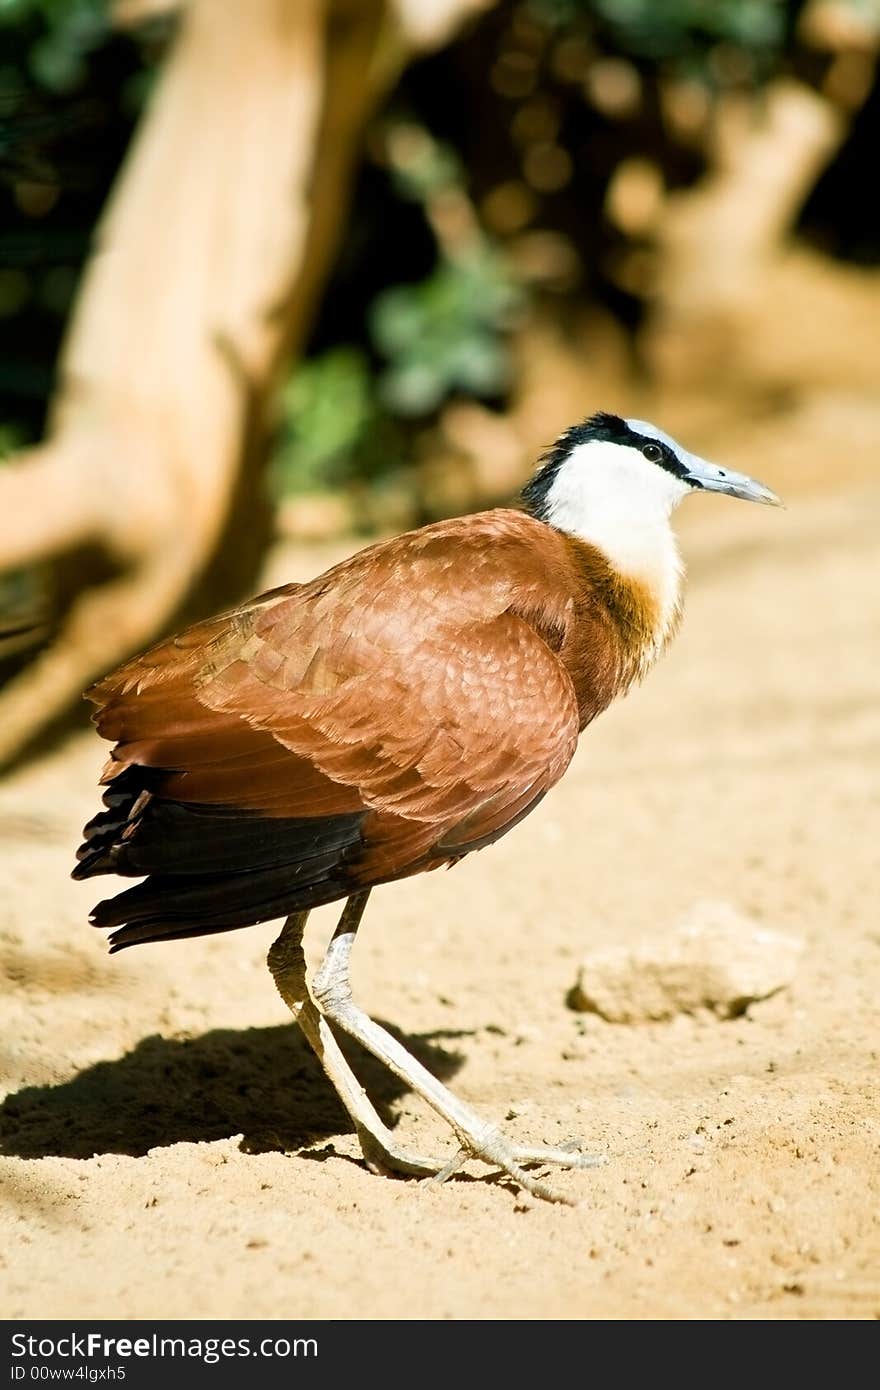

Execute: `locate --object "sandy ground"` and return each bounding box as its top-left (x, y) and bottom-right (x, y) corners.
top-left (1, 471), bottom-right (878, 1321)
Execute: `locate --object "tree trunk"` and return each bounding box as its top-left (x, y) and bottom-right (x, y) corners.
top-left (0, 0), bottom-right (494, 767)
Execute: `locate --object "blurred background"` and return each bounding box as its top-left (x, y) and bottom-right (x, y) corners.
top-left (1, 0), bottom-right (878, 764)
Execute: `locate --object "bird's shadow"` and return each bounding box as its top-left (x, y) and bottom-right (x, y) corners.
top-left (0, 1023), bottom-right (466, 1162)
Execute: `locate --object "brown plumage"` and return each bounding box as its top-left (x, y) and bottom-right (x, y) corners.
top-left (76, 412), bottom-right (779, 1201)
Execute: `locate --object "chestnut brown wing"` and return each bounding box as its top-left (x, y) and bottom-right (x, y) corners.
top-left (78, 516), bottom-right (581, 947)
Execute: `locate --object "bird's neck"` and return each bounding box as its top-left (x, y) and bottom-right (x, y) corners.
top-left (546, 500), bottom-right (684, 679)
top-left (529, 449), bottom-right (687, 667)
top-left (592, 509), bottom-right (684, 660)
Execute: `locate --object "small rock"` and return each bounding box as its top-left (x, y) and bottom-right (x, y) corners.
top-left (568, 900), bottom-right (804, 1022)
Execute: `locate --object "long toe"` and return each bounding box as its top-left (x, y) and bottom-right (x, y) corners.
top-left (443, 1125), bottom-right (596, 1204)
top-left (512, 1141), bottom-right (607, 1171)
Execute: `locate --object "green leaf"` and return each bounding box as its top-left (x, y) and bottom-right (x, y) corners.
top-left (268, 347), bottom-right (404, 496)
top-left (369, 247), bottom-right (524, 414)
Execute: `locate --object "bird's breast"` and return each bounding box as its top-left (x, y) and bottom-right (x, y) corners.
top-left (552, 531), bottom-right (683, 726)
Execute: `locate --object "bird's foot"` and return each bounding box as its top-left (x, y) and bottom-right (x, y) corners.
top-left (356, 1124), bottom-right (604, 1202)
top-left (310, 921), bottom-right (604, 1204)
top-left (420, 1128), bottom-right (606, 1205)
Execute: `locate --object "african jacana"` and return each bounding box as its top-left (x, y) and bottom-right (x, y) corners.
top-left (75, 412), bottom-right (779, 1203)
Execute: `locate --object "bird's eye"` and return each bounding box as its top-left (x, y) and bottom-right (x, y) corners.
top-left (642, 443), bottom-right (663, 462)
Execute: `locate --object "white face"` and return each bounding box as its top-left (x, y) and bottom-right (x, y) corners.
top-left (538, 418), bottom-right (699, 638)
top-left (541, 418), bottom-right (694, 549)
top-left (534, 412), bottom-right (778, 581)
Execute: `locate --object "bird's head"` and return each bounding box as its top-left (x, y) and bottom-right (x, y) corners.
top-left (522, 412), bottom-right (781, 537)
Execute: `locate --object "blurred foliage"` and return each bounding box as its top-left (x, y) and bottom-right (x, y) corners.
top-left (268, 348), bottom-right (400, 498)
top-left (371, 248), bottom-right (522, 416)
top-left (275, 117), bottom-right (526, 494)
top-left (0, 0), bottom-right (109, 94)
top-left (534, 0), bottom-right (788, 64)
top-left (0, 0), bottom-right (878, 501)
top-left (0, 420), bottom-right (25, 458)
top-left (0, 0), bottom-right (167, 442)
top-left (271, 0), bottom-right (816, 496)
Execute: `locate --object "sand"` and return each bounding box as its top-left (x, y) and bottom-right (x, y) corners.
top-left (1, 470), bottom-right (878, 1321)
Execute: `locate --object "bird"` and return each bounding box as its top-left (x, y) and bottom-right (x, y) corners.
top-left (74, 411), bottom-right (780, 1203)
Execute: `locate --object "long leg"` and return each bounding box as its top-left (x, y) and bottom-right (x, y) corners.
top-left (311, 892), bottom-right (603, 1204)
top-left (268, 908), bottom-right (449, 1177)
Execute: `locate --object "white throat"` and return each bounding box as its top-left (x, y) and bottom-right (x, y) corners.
top-left (543, 440), bottom-right (687, 642)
